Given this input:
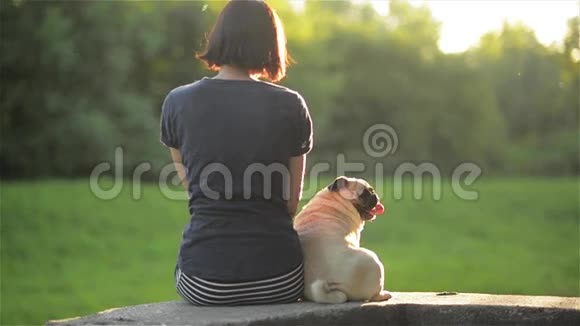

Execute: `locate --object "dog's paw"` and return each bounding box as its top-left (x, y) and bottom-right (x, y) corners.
top-left (370, 290), bottom-right (392, 302)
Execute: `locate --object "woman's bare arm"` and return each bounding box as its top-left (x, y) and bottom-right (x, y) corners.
top-left (169, 148), bottom-right (189, 191)
top-left (287, 155), bottom-right (306, 217)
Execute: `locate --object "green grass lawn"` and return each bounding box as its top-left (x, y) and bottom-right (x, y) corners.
top-left (1, 178), bottom-right (579, 325)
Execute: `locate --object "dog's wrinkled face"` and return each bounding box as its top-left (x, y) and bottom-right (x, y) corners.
top-left (327, 176), bottom-right (385, 222)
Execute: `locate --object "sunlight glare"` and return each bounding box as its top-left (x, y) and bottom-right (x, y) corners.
top-left (290, 0), bottom-right (579, 53)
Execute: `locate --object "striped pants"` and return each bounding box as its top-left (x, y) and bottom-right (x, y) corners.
top-left (174, 264), bottom-right (304, 306)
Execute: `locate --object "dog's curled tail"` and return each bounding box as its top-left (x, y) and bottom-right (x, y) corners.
top-left (309, 280), bottom-right (348, 304)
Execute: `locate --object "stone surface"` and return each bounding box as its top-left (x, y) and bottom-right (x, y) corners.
top-left (47, 292), bottom-right (580, 326)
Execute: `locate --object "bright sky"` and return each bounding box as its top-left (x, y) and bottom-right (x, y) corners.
top-left (291, 0), bottom-right (579, 53)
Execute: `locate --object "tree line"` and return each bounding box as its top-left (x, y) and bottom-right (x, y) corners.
top-left (1, 0), bottom-right (578, 178)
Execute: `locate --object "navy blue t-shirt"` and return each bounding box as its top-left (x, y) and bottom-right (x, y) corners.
top-left (160, 77), bottom-right (313, 281)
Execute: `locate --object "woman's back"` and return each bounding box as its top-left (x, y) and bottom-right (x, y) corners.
top-left (162, 77), bottom-right (311, 213)
top-left (162, 77), bottom-right (311, 281)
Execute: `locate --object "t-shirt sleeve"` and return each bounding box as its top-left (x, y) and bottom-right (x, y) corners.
top-left (289, 93), bottom-right (313, 156)
top-left (160, 92), bottom-right (180, 149)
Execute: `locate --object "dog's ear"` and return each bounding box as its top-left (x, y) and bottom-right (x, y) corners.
top-left (328, 176), bottom-right (349, 192)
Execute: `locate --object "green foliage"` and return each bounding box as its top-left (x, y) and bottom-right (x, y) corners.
top-left (468, 20), bottom-right (579, 174)
top-left (0, 0), bottom-right (211, 177)
top-left (1, 178), bottom-right (578, 324)
top-left (0, 0), bottom-right (577, 177)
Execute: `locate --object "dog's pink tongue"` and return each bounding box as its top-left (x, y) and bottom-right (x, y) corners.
top-left (371, 203), bottom-right (385, 215)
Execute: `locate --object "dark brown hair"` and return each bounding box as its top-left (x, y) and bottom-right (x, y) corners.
top-left (197, 0), bottom-right (289, 82)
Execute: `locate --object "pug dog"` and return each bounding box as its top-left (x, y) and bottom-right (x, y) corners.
top-left (293, 176), bottom-right (391, 303)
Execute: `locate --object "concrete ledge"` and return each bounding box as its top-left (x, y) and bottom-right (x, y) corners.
top-left (47, 292), bottom-right (580, 326)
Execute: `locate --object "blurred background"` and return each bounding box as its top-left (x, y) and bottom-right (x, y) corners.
top-left (1, 0), bottom-right (578, 324)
